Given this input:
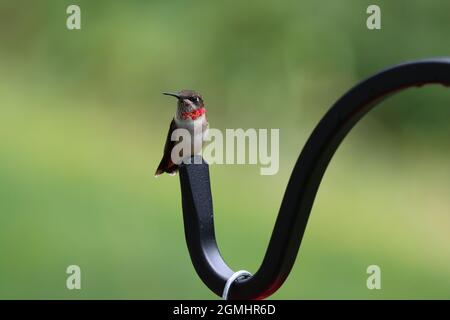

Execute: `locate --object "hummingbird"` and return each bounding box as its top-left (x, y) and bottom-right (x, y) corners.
top-left (155, 90), bottom-right (209, 176)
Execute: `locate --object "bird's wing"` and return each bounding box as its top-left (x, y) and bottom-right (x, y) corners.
top-left (163, 118), bottom-right (177, 157)
top-left (155, 119), bottom-right (178, 176)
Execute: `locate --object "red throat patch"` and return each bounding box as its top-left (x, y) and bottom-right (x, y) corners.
top-left (181, 107), bottom-right (206, 120)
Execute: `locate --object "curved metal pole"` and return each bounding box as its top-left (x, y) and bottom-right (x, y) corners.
top-left (178, 58), bottom-right (450, 299)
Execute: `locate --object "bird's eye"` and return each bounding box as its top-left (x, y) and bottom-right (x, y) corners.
top-left (190, 96), bottom-right (200, 104)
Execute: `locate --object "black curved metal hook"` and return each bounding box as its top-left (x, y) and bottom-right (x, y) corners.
top-left (178, 58), bottom-right (450, 300)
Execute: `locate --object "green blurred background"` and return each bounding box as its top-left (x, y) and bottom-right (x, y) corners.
top-left (0, 0), bottom-right (449, 299)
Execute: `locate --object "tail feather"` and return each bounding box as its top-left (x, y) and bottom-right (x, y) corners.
top-left (155, 156), bottom-right (178, 177)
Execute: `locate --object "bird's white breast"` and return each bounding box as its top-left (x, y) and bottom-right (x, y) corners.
top-left (175, 114), bottom-right (208, 154)
top-left (175, 114), bottom-right (206, 132)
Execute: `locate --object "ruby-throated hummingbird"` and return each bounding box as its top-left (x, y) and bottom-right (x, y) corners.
top-left (155, 90), bottom-right (209, 176)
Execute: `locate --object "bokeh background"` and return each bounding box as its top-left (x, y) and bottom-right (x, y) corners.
top-left (0, 0), bottom-right (449, 299)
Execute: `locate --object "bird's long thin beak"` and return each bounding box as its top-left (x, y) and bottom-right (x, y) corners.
top-left (162, 92), bottom-right (181, 99)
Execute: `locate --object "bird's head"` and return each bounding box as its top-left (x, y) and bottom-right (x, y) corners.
top-left (163, 90), bottom-right (204, 113)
